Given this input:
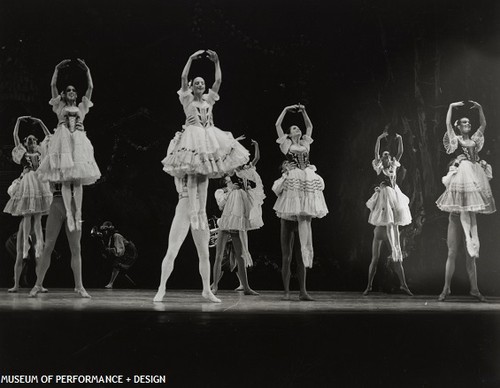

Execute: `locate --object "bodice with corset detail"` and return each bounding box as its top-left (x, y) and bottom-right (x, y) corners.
top-left (61, 106), bottom-right (84, 132)
top-left (22, 152), bottom-right (41, 172)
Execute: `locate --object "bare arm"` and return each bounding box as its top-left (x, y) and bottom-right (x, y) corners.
top-left (51, 60), bottom-right (70, 98)
top-left (206, 50), bottom-right (221, 94)
top-left (275, 105), bottom-right (297, 138)
top-left (446, 101), bottom-right (464, 138)
top-left (470, 100), bottom-right (486, 134)
top-left (395, 133), bottom-right (403, 161)
top-left (251, 140), bottom-right (260, 166)
top-left (77, 59), bottom-right (93, 100)
top-left (31, 117), bottom-right (51, 137)
top-left (374, 132), bottom-right (388, 160)
top-left (298, 105), bottom-right (313, 137)
top-left (181, 50), bottom-right (205, 92)
top-left (13, 117), bottom-right (26, 147)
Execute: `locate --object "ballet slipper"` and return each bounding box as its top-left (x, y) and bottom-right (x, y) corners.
top-left (363, 287), bottom-right (372, 296)
top-left (438, 289), bottom-right (450, 302)
top-left (202, 290), bottom-right (221, 303)
top-left (470, 291), bottom-right (486, 302)
top-left (400, 285), bottom-right (414, 296)
top-left (66, 213), bottom-right (75, 232)
top-left (104, 284), bottom-right (113, 289)
top-left (29, 285), bottom-right (43, 297)
top-left (243, 288), bottom-right (259, 296)
top-left (40, 287), bottom-right (48, 293)
top-left (8, 287), bottom-right (19, 293)
top-left (153, 289), bottom-right (165, 302)
top-left (234, 285), bottom-right (244, 291)
top-left (299, 292), bottom-right (315, 301)
top-left (74, 287), bottom-right (91, 298)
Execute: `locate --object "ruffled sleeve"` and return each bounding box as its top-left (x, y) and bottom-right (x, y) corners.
top-left (276, 135), bottom-right (292, 155)
top-left (78, 96), bottom-right (94, 118)
top-left (372, 159), bottom-right (383, 175)
top-left (215, 188), bottom-right (229, 210)
top-left (11, 144), bottom-right (27, 165)
top-left (443, 131), bottom-right (458, 154)
top-left (177, 88), bottom-right (193, 109)
top-left (272, 175), bottom-right (287, 196)
top-left (471, 130), bottom-right (485, 153)
top-left (203, 89), bottom-right (220, 105)
top-left (49, 95), bottom-right (64, 115)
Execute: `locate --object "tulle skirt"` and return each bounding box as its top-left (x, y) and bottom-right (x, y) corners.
top-left (37, 125), bottom-right (101, 185)
top-left (162, 124), bottom-right (250, 178)
top-left (219, 189), bottom-right (250, 231)
top-left (436, 160), bottom-right (495, 213)
top-left (3, 171), bottom-right (52, 216)
top-left (247, 188), bottom-right (265, 230)
top-left (273, 166), bottom-right (328, 220)
top-left (366, 184), bottom-right (412, 226)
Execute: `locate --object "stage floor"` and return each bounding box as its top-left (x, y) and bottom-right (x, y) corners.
top-left (1, 290), bottom-right (500, 387)
top-left (1, 289), bottom-right (500, 313)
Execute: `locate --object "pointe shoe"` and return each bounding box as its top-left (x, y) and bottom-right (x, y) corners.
top-left (66, 213), bottom-right (75, 232)
top-left (74, 288), bottom-right (91, 298)
top-left (104, 284), bottom-right (113, 289)
top-left (438, 290), bottom-right (450, 301)
top-left (153, 290), bottom-right (165, 302)
top-left (465, 238), bottom-right (478, 258)
top-left (8, 287), bottom-right (19, 293)
top-left (40, 287), bottom-right (48, 293)
top-left (470, 292), bottom-right (486, 302)
top-left (29, 285), bottom-right (44, 297)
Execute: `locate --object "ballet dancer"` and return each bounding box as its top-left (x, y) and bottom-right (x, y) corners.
top-left (364, 129), bottom-right (413, 295)
top-left (4, 116), bottom-right (52, 292)
top-left (37, 58), bottom-right (101, 232)
top-left (161, 49), bottom-right (249, 230)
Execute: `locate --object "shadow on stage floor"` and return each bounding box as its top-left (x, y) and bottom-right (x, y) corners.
top-left (1, 289), bottom-right (499, 387)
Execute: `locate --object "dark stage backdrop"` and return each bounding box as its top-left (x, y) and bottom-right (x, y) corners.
top-left (0, 0), bottom-right (499, 294)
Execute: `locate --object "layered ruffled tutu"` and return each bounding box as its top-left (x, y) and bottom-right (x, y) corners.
top-left (37, 125), bottom-right (101, 185)
top-left (273, 166), bottom-right (328, 220)
top-left (436, 160), bottom-right (496, 214)
top-left (366, 184), bottom-right (412, 226)
top-left (219, 189), bottom-right (250, 231)
top-left (3, 171), bottom-right (52, 216)
top-left (236, 166), bottom-right (265, 230)
top-left (162, 125), bottom-right (250, 178)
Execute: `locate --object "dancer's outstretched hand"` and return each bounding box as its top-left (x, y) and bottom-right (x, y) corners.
top-left (190, 50), bottom-right (206, 60)
top-left (450, 101), bottom-right (465, 108)
top-left (469, 100), bottom-right (482, 109)
top-left (55, 59), bottom-right (71, 70)
top-left (235, 134), bottom-right (246, 141)
top-left (206, 49), bottom-right (219, 62)
top-left (378, 131), bottom-right (389, 139)
top-left (77, 58), bottom-right (90, 72)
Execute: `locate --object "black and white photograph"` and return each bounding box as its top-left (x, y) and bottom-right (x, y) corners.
top-left (0, 0), bottom-right (499, 386)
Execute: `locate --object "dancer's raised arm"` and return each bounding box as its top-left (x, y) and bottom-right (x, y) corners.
top-left (298, 105), bottom-right (313, 137)
top-left (251, 140), bottom-right (260, 166)
top-left (275, 105), bottom-right (297, 138)
top-left (77, 59), bottom-right (93, 100)
top-left (470, 100), bottom-right (486, 135)
top-left (206, 49), bottom-right (221, 94)
top-left (446, 101), bottom-right (464, 138)
top-left (13, 116), bottom-right (28, 147)
top-left (395, 133), bottom-right (403, 161)
top-left (51, 59), bottom-right (70, 98)
top-left (181, 50), bottom-right (205, 92)
top-left (31, 117), bottom-right (51, 138)
top-left (374, 130), bottom-right (388, 160)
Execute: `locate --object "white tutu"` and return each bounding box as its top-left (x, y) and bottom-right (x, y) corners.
top-left (236, 165), bottom-right (265, 229)
top-left (366, 184), bottom-right (412, 226)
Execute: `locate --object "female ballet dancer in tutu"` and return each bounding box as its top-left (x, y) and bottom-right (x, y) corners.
top-left (364, 129), bottom-right (412, 295)
top-left (273, 104), bottom-right (328, 269)
top-left (211, 138), bottom-right (263, 293)
top-left (4, 116), bottom-right (52, 292)
top-left (436, 101), bottom-right (495, 301)
top-left (37, 59), bottom-right (101, 232)
top-left (153, 176), bottom-right (220, 303)
top-left (162, 50), bottom-right (249, 230)
top-left (436, 101), bottom-right (495, 260)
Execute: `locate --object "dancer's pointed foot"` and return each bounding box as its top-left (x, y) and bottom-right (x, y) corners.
top-left (465, 237), bottom-right (477, 258)
top-left (363, 287), bottom-right (372, 296)
top-left (74, 287), bottom-right (91, 298)
top-left (211, 286), bottom-right (218, 295)
top-left (234, 285), bottom-right (244, 291)
top-left (40, 287), bottom-right (48, 293)
top-left (153, 289), bottom-right (165, 302)
top-left (75, 211), bottom-right (82, 231)
top-left (438, 289), bottom-right (450, 302)
top-left (299, 292), bottom-right (315, 301)
top-left (400, 285), bottom-right (414, 296)
top-left (243, 288), bottom-right (259, 296)
top-left (8, 287), bottom-right (19, 293)
top-left (29, 285), bottom-right (43, 297)
top-left (282, 292), bottom-right (291, 301)
top-left (66, 213), bottom-right (75, 232)
top-left (470, 291), bottom-right (486, 302)
top-left (202, 290), bottom-right (221, 303)
top-left (104, 284), bottom-right (113, 289)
